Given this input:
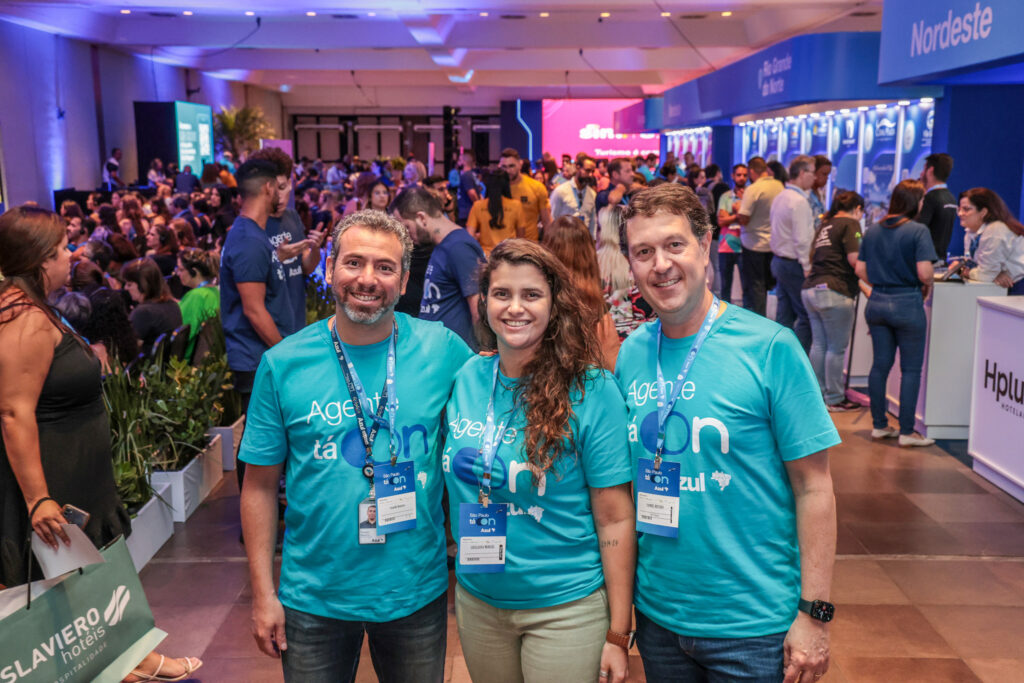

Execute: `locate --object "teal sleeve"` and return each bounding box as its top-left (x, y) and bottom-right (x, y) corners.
top-left (447, 330), bottom-right (475, 375)
top-left (579, 370), bottom-right (633, 488)
top-left (763, 329), bottom-right (841, 461)
top-left (238, 356), bottom-right (288, 466)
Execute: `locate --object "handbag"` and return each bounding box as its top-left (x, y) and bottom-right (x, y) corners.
top-left (0, 536), bottom-right (166, 683)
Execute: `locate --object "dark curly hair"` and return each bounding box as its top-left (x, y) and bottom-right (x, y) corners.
top-left (475, 239), bottom-right (602, 484)
top-left (80, 287), bottom-right (140, 365)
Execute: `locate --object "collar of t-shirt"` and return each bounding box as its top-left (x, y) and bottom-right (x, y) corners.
top-left (927, 183), bottom-right (948, 193)
top-left (784, 184), bottom-right (809, 199)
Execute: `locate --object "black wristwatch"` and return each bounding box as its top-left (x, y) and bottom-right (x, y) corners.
top-left (798, 598), bottom-right (835, 623)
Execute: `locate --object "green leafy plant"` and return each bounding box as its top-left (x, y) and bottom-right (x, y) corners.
top-left (103, 363), bottom-right (156, 512)
top-left (212, 105), bottom-right (276, 159)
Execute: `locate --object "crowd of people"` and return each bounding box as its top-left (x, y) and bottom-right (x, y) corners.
top-left (2, 139), bottom-right (1023, 683)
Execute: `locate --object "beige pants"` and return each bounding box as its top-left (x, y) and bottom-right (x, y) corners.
top-left (455, 583), bottom-right (610, 683)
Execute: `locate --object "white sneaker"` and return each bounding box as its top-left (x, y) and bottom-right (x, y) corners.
top-left (871, 427), bottom-right (899, 439)
top-left (899, 434), bottom-right (935, 448)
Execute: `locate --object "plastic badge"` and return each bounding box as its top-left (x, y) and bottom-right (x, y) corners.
top-left (636, 458), bottom-right (681, 537)
top-left (374, 460), bottom-right (418, 535)
top-left (458, 503), bottom-right (507, 573)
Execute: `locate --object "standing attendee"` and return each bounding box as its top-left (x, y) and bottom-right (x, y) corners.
top-left (856, 180), bottom-right (938, 447)
top-left (343, 172), bottom-right (383, 216)
top-left (443, 239), bottom-right (635, 683)
top-left (810, 156), bottom-right (832, 230)
top-left (918, 153), bottom-right (957, 261)
top-left (801, 191), bottom-right (865, 411)
top-left (326, 160), bottom-right (348, 193)
top-left (122, 257), bottom-right (183, 356)
top-left (174, 165), bottom-right (202, 194)
top-left (457, 149), bottom-right (482, 226)
top-left (499, 148), bottom-right (552, 242)
top-left (616, 183), bottom-right (839, 682)
top-left (220, 160), bottom-right (290, 488)
top-left (392, 186), bottom-right (484, 350)
top-left (737, 156), bottom-right (784, 316)
top-left (176, 247), bottom-right (221, 359)
top-left (717, 163), bottom-right (748, 304)
top-left (639, 153), bottom-right (659, 182)
top-left (424, 174), bottom-right (458, 223)
top-left (239, 210), bottom-right (473, 682)
top-left (550, 156), bottom-right (598, 237)
top-left (102, 147), bottom-right (125, 190)
top-left (955, 187), bottom-right (1024, 294)
top-left (467, 171), bottom-right (528, 255)
top-left (769, 155), bottom-right (817, 351)
top-left (597, 206), bottom-right (653, 340)
top-left (147, 158), bottom-right (169, 188)
top-left (595, 157), bottom-right (635, 216)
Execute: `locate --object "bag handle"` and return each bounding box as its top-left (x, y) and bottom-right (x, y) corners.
top-left (23, 497), bottom-right (82, 610)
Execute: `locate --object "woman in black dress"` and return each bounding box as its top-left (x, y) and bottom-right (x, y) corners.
top-left (0, 205), bottom-right (200, 682)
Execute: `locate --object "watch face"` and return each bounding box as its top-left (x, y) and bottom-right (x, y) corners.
top-left (811, 601), bottom-right (835, 623)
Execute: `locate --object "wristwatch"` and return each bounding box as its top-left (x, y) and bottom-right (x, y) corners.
top-left (605, 629), bottom-right (636, 650)
top-left (798, 598), bottom-right (835, 623)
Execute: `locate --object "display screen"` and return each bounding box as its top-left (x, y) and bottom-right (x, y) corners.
top-left (174, 101), bottom-right (214, 174)
top-left (542, 99), bottom-right (659, 160)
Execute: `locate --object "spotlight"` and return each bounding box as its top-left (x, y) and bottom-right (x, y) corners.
top-left (722, 11), bottom-right (733, 17)
top-left (120, 9), bottom-right (131, 14)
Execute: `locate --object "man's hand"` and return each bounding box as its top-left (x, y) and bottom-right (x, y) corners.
top-left (995, 270), bottom-right (1013, 289)
top-left (251, 593), bottom-right (288, 658)
top-left (276, 238), bottom-right (310, 263)
top-left (782, 614), bottom-right (829, 683)
top-left (598, 642), bottom-right (628, 683)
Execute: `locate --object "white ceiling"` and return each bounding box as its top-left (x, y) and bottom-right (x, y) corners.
top-left (0, 1), bottom-right (884, 111)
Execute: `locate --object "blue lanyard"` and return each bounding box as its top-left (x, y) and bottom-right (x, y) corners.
top-left (330, 319), bottom-right (399, 480)
top-left (478, 357), bottom-right (513, 504)
top-left (653, 297), bottom-right (720, 468)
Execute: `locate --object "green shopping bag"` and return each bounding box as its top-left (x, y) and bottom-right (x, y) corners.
top-left (0, 536), bottom-right (166, 683)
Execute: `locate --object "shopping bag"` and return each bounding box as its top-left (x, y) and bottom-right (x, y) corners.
top-left (0, 536), bottom-right (166, 683)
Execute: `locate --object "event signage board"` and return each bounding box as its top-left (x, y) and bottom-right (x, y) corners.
top-left (969, 297), bottom-right (1024, 502)
top-left (808, 117), bottom-right (830, 157)
top-left (542, 99), bottom-right (659, 160)
top-left (829, 111), bottom-right (862, 194)
top-left (899, 100), bottom-right (935, 181)
top-left (879, 0), bottom-right (1024, 84)
top-left (861, 106), bottom-right (901, 224)
top-left (174, 102), bottom-right (214, 173)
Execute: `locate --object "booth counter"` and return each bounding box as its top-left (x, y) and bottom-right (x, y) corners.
top-left (882, 281), bottom-right (1005, 439)
top-left (969, 297), bottom-right (1024, 503)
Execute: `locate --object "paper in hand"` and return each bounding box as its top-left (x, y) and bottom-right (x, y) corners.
top-left (30, 524), bottom-right (105, 579)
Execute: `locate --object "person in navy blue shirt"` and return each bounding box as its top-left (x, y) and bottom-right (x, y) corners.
top-left (392, 186), bottom-right (485, 350)
top-left (456, 149), bottom-right (482, 226)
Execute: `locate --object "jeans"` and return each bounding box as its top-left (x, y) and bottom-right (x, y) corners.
top-left (233, 370), bottom-right (256, 491)
top-left (709, 238), bottom-right (721, 297)
top-left (740, 248), bottom-right (774, 317)
top-left (864, 289), bottom-right (927, 435)
top-left (636, 609), bottom-right (786, 682)
top-left (801, 287), bottom-right (856, 405)
top-left (719, 251), bottom-right (741, 305)
top-left (455, 583), bottom-right (609, 683)
top-left (281, 591), bottom-right (447, 683)
top-left (771, 256), bottom-right (811, 351)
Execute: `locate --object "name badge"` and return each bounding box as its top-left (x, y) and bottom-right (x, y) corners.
top-left (374, 461), bottom-right (417, 535)
top-left (636, 458), bottom-right (680, 538)
top-left (458, 503), bottom-right (507, 573)
top-left (358, 496), bottom-right (385, 545)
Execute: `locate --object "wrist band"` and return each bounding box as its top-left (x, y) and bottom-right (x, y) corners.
top-left (29, 497), bottom-right (57, 521)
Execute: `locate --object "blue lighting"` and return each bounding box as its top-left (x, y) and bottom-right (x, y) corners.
top-left (516, 99), bottom-right (534, 160)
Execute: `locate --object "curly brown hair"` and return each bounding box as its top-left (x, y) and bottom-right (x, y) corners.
top-left (475, 239), bottom-right (603, 484)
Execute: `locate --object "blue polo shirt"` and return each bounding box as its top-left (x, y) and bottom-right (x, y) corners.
top-left (614, 305), bottom-right (840, 638)
top-left (443, 356), bottom-right (632, 609)
top-left (240, 314), bottom-right (474, 621)
top-left (420, 229), bottom-right (485, 350)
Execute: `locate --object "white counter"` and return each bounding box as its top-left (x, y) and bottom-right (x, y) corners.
top-left (882, 281), bottom-right (1006, 439)
top-left (969, 296), bottom-right (1024, 503)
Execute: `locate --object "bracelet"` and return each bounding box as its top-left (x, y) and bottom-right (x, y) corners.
top-left (29, 497), bottom-right (57, 521)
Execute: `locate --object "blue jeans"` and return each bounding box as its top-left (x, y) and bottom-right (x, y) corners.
top-left (864, 289), bottom-right (927, 435)
top-left (719, 251), bottom-right (741, 305)
top-left (709, 238), bottom-right (721, 297)
top-left (771, 256), bottom-right (811, 351)
top-left (281, 591), bottom-right (447, 683)
top-left (801, 287), bottom-right (856, 405)
top-left (635, 609), bottom-right (786, 682)
top-left (740, 248), bottom-right (774, 317)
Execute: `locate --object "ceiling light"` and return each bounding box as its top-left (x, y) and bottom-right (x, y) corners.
top-left (839, 108), bottom-right (849, 113)
top-left (539, 12), bottom-right (549, 17)
top-left (480, 12), bottom-right (488, 17)
top-left (810, 113), bottom-right (820, 118)
top-left (368, 12), bottom-right (376, 16)
top-left (661, 12), bottom-right (671, 17)
top-left (182, 10), bottom-right (192, 15)
top-left (721, 11), bottom-right (733, 17)
top-left (600, 12), bottom-right (611, 18)
top-left (857, 106), bottom-right (869, 111)
top-left (120, 9), bottom-right (131, 14)
top-left (245, 11), bottom-right (255, 16)
top-left (898, 100), bottom-right (911, 106)
top-left (875, 103), bottom-right (887, 110)
top-left (798, 114), bottom-right (807, 119)
top-left (825, 110), bottom-right (835, 115)
top-left (306, 11), bottom-right (316, 16)
top-left (920, 97), bottom-right (934, 103)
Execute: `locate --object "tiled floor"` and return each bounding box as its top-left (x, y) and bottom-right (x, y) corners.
top-left (140, 409), bottom-right (1024, 682)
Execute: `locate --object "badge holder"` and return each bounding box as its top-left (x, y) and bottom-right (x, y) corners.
top-left (458, 497), bottom-right (507, 573)
top-left (635, 457), bottom-right (680, 538)
top-left (374, 459), bottom-right (417, 535)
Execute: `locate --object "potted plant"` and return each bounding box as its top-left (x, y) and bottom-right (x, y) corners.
top-left (212, 105), bottom-right (276, 160)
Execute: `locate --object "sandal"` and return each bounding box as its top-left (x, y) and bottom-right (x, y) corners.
top-left (125, 655), bottom-right (203, 682)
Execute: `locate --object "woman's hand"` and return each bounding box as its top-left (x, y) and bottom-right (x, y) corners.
top-left (30, 498), bottom-right (71, 550)
top-left (598, 642), bottom-right (628, 683)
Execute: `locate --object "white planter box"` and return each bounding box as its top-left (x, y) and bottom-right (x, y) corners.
top-left (126, 482), bottom-right (173, 571)
top-left (208, 415), bottom-right (245, 471)
top-left (151, 435), bottom-right (222, 523)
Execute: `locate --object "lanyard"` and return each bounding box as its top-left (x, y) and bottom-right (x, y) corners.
top-left (330, 319), bottom-right (399, 481)
top-left (478, 357), bottom-right (512, 505)
top-left (653, 297), bottom-right (720, 468)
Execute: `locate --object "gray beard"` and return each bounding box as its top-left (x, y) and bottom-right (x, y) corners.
top-left (339, 290), bottom-right (402, 325)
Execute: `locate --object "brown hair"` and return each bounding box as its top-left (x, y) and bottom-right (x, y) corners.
top-left (170, 217), bottom-right (197, 248)
top-left (475, 239), bottom-right (602, 484)
top-left (149, 222), bottom-right (180, 255)
top-left (542, 216), bottom-right (605, 326)
top-left (178, 247), bottom-right (219, 280)
top-left (959, 187), bottom-right (1024, 237)
top-left (0, 205), bottom-right (77, 338)
top-left (886, 179), bottom-right (925, 223)
top-left (623, 182), bottom-right (710, 241)
top-left (122, 257), bottom-right (171, 302)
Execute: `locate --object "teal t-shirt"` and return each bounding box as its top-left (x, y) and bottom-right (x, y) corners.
top-left (614, 304), bottom-right (840, 638)
top-left (442, 355), bottom-right (632, 610)
top-left (239, 314), bottom-right (473, 622)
